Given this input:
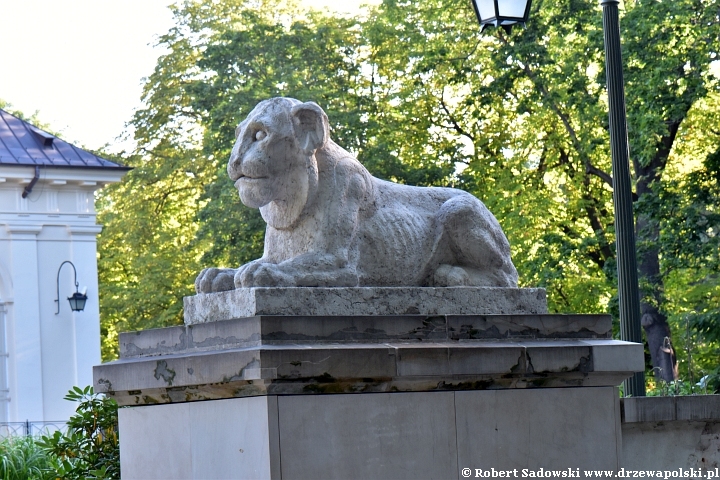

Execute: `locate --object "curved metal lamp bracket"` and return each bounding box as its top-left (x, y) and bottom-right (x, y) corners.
top-left (55, 261), bottom-right (85, 315)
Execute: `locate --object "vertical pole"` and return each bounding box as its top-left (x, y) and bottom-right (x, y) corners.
top-left (600, 0), bottom-right (645, 396)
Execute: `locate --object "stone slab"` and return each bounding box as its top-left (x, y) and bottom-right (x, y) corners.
top-left (117, 388), bottom-right (625, 479)
top-left (622, 395), bottom-right (720, 423)
top-left (622, 420), bottom-right (720, 470)
top-left (119, 396), bottom-right (278, 480)
top-left (278, 392), bottom-right (458, 479)
top-left (119, 314), bottom-right (611, 359)
top-left (183, 287), bottom-right (547, 324)
top-left (119, 402), bottom-right (193, 480)
top-left (95, 339), bottom-right (644, 406)
top-left (455, 387), bottom-right (623, 470)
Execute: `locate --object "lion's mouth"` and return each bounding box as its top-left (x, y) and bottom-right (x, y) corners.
top-left (235, 176), bottom-right (267, 187)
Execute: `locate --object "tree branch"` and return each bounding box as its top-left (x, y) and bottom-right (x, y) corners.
top-left (497, 32), bottom-right (614, 190)
top-left (585, 162), bottom-right (613, 188)
top-left (439, 93), bottom-right (475, 143)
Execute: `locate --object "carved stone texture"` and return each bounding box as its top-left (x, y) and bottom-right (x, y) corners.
top-left (195, 97), bottom-right (518, 292)
top-left (184, 286), bottom-right (547, 323)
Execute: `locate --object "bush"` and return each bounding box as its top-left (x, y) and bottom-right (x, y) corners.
top-left (37, 386), bottom-right (120, 480)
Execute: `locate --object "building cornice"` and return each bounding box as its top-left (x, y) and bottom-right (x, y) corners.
top-left (0, 165), bottom-right (128, 187)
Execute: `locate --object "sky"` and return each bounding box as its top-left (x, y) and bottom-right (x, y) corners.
top-left (0, 0), bottom-right (376, 153)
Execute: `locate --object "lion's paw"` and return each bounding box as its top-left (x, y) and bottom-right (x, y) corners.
top-left (235, 263), bottom-right (296, 287)
top-left (195, 268), bottom-right (237, 293)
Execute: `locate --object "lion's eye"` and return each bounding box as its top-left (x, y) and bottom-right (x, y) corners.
top-left (255, 131), bottom-right (267, 141)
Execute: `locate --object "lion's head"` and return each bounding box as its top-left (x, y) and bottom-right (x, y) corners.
top-left (227, 97), bottom-right (330, 229)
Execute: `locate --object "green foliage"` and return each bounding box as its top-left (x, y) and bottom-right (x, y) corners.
top-left (37, 386), bottom-right (120, 480)
top-left (656, 106), bottom-right (720, 388)
top-left (96, 147), bottom-right (210, 359)
top-left (0, 436), bottom-right (53, 480)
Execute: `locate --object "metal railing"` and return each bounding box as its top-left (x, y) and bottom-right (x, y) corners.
top-left (0, 420), bottom-right (67, 437)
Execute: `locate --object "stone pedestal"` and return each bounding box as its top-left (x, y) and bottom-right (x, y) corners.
top-left (94, 288), bottom-right (644, 479)
top-left (183, 286), bottom-right (549, 323)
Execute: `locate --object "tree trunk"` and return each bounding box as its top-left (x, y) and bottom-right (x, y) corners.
top-left (635, 212), bottom-right (677, 382)
top-left (633, 124), bottom-right (680, 383)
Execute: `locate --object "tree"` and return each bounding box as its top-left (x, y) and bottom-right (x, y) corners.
top-left (655, 93), bottom-right (720, 389)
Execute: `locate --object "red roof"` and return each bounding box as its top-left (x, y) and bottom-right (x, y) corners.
top-left (0, 109), bottom-right (129, 170)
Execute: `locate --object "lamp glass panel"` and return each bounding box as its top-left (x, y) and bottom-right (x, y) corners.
top-left (473, 0), bottom-right (497, 21)
top-left (497, 0), bottom-right (528, 19)
top-left (68, 298), bottom-right (79, 311)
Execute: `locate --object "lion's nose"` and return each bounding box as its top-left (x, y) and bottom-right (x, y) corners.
top-left (227, 149), bottom-right (242, 181)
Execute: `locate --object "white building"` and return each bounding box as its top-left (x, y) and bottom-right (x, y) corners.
top-left (0, 109), bottom-right (128, 425)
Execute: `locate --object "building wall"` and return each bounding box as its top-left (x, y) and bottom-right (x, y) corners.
top-left (0, 165), bottom-right (125, 422)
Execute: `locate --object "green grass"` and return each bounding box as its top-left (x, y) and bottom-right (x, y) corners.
top-left (0, 436), bottom-right (53, 480)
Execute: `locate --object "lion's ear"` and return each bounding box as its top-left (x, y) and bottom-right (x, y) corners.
top-left (291, 102), bottom-right (328, 155)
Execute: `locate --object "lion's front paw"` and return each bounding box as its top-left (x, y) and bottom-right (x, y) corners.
top-left (235, 263), bottom-right (296, 287)
top-left (195, 268), bottom-right (237, 293)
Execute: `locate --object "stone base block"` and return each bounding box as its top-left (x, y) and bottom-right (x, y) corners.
top-left (118, 388), bottom-right (623, 479)
top-left (94, 313), bottom-right (643, 406)
top-left (183, 287), bottom-right (547, 324)
top-left (621, 395), bottom-right (720, 470)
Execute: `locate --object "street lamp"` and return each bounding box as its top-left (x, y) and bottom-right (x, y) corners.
top-left (55, 261), bottom-right (88, 314)
top-left (598, 0), bottom-right (645, 397)
top-left (474, 0), bottom-right (646, 396)
top-left (471, 0), bottom-right (532, 33)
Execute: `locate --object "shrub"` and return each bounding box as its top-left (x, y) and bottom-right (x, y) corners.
top-left (38, 386), bottom-right (120, 480)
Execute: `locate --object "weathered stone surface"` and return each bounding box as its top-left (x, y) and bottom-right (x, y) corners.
top-left (277, 392), bottom-right (459, 479)
top-left (183, 286), bottom-right (548, 323)
top-left (448, 313), bottom-right (610, 339)
top-left (621, 395), bottom-right (720, 470)
top-left (622, 394), bottom-right (720, 423)
top-left (455, 387), bottom-right (622, 470)
top-left (118, 403), bottom-right (193, 480)
top-left (119, 397), bottom-right (280, 480)
top-left (120, 312), bottom-right (609, 359)
top-left (118, 388), bottom-right (625, 479)
top-left (195, 98), bottom-right (518, 292)
top-left (622, 421), bottom-right (720, 470)
top-left (95, 338), bottom-right (643, 406)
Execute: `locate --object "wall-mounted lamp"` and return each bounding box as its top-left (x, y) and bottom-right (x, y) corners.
top-left (55, 261), bottom-right (88, 314)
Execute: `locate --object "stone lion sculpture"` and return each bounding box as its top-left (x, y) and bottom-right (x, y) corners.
top-left (195, 97), bottom-right (518, 292)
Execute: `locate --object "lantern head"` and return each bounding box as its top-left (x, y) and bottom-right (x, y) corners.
top-left (472, 0), bottom-right (532, 33)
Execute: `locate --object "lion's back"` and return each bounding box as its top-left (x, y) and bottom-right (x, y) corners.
top-left (353, 178), bottom-right (473, 285)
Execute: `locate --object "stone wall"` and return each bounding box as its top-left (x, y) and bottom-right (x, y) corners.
top-left (621, 395), bottom-right (720, 470)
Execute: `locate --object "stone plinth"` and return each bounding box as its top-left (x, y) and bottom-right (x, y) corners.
top-left (95, 289), bottom-right (644, 479)
top-left (118, 388), bottom-right (624, 480)
top-left (96, 313), bottom-right (641, 407)
top-left (183, 287), bottom-right (548, 324)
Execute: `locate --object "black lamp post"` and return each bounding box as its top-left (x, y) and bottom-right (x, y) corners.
top-left (55, 261), bottom-right (88, 314)
top-left (599, 0), bottom-right (645, 397)
top-left (474, 0), bottom-right (646, 396)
